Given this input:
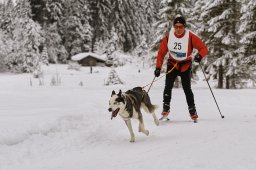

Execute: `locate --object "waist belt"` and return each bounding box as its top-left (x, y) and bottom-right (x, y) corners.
top-left (168, 58), bottom-right (192, 72)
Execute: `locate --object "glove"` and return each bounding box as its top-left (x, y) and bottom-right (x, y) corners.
top-left (194, 54), bottom-right (202, 63)
top-left (154, 68), bottom-right (161, 77)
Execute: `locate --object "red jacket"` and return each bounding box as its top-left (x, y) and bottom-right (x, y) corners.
top-left (156, 30), bottom-right (208, 72)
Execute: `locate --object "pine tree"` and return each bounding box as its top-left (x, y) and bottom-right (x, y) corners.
top-left (61, 0), bottom-right (92, 57)
top-left (43, 23), bottom-right (68, 63)
top-left (190, 0), bottom-right (206, 33)
top-left (151, 0), bottom-right (192, 50)
top-left (88, 0), bottom-right (111, 52)
top-left (0, 28), bottom-right (10, 72)
top-left (45, 0), bottom-right (65, 23)
top-left (141, 0), bottom-right (158, 41)
top-left (110, 0), bottom-right (157, 52)
top-left (237, 0), bottom-right (256, 87)
top-left (105, 27), bottom-right (118, 67)
top-left (200, 0), bottom-right (240, 89)
top-left (41, 46), bottom-right (49, 65)
top-left (0, 0), bottom-right (15, 34)
top-left (110, 0), bottom-right (136, 52)
top-left (105, 68), bottom-right (124, 86)
top-left (7, 0), bottom-right (45, 73)
top-left (29, 0), bottom-right (46, 25)
top-left (31, 0), bottom-right (69, 63)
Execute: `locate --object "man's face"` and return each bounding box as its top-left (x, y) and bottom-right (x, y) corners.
top-left (174, 23), bottom-right (185, 35)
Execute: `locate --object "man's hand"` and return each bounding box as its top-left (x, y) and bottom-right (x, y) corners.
top-left (154, 68), bottom-right (161, 77)
top-left (194, 54), bottom-right (202, 63)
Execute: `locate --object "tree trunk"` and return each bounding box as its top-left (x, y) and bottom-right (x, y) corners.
top-left (226, 75), bottom-right (229, 89)
top-left (230, 75), bottom-right (236, 89)
top-left (218, 65), bottom-right (223, 89)
top-left (91, 33), bottom-right (96, 52)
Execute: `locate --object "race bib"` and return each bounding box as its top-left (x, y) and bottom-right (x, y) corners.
top-left (167, 28), bottom-right (190, 61)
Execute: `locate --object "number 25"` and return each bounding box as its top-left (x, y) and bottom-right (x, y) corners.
top-left (174, 42), bottom-right (181, 50)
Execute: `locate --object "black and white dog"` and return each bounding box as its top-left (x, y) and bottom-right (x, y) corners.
top-left (108, 87), bottom-right (159, 142)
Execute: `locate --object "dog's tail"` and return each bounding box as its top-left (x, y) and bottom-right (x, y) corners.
top-left (142, 90), bottom-right (159, 113)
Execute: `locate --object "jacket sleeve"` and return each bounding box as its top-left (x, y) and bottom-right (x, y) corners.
top-left (191, 33), bottom-right (208, 58)
top-left (155, 34), bottom-right (169, 69)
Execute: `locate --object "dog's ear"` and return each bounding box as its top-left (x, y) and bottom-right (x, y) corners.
top-left (111, 90), bottom-right (116, 97)
top-left (118, 89), bottom-right (122, 96)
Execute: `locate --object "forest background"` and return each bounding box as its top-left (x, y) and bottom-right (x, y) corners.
top-left (0, 0), bottom-right (255, 89)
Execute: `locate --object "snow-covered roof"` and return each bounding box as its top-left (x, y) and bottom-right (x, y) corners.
top-left (71, 52), bottom-right (106, 62)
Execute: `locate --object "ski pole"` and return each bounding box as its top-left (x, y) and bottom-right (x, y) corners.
top-left (199, 63), bottom-right (224, 119)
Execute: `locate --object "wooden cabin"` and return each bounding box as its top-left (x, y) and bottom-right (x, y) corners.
top-left (71, 53), bottom-right (106, 66)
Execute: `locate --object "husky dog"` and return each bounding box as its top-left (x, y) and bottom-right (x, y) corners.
top-left (108, 87), bottom-right (159, 142)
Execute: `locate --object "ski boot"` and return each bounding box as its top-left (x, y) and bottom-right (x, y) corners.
top-left (159, 110), bottom-right (170, 121)
top-left (159, 103), bottom-right (170, 121)
top-left (189, 106), bottom-right (198, 123)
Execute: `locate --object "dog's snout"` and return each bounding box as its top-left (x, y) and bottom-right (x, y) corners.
top-left (108, 108), bottom-right (112, 112)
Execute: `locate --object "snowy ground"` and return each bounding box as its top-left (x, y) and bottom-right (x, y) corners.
top-left (0, 63), bottom-right (256, 170)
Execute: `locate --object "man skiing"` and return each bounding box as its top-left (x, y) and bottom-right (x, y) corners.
top-left (154, 16), bottom-right (208, 121)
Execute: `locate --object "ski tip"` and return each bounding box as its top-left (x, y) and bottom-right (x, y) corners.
top-left (159, 116), bottom-right (170, 121)
top-left (192, 119), bottom-right (198, 123)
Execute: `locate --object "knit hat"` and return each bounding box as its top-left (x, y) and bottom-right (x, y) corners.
top-left (173, 16), bottom-right (186, 27)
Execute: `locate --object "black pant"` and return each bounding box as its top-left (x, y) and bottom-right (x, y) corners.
top-left (163, 64), bottom-right (195, 111)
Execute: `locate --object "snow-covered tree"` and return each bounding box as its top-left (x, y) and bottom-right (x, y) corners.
top-left (41, 46), bottom-right (49, 65)
top-left (61, 0), bottom-right (92, 57)
top-left (237, 0), bottom-right (256, 88)
top-left (105, 68), bottom-right (124, 86)
top-left (190, 0), bottom-right (206, 33)
top-left (106, 27), bottom-right (120, 53)
top-left (151, 0), bottom-right (193, 50)
top-left (130, 0), bottom-right (158, 49)
top-left (141, 0), bottom-right (159, 41)
top-left (43, 23), bottom-right (68, 63)
top-left (110, 0), bottom-right (157, 52)
top-left (30, 0), bottom-right (66, 26)
top-left (30, 0), bottom-right (69, 63)
top-left (0, 0), bottom-right (15, 34)
top-left (7, 0), bottom-right (45, 73)
top-left (0, 29), bottom-right (11, 72)
top-left (134, 35), bottom-right (148, 57)
top-left (110, 0), bottom-right (137, 52)
top-left (88, 0), bottom-right (111, 52)
top-left (200, 0), bottom-right (240, 89)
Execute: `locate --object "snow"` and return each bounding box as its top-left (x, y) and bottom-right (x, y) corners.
top-left (0, 63), bottom-right (256, 170)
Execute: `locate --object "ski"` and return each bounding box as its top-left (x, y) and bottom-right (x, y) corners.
top-left (159, 114), bottom-right (198, 123)
top-left (192, 118), bottom-right (198, 123)
top-left (191, 114), bottom-right (198, 123)
top-left (159, 115), bottom-right (170, 121)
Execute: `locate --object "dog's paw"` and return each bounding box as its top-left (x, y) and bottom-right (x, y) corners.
top-left (130, 137), bottom-right (135, 143)
top-left (155, 119), bottom-right (160, 126)
top-left (144, 130), bottom-right (149, 136)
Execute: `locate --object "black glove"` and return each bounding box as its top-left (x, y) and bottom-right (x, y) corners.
top-left (194, 54), bottom-right (202, 63)
top-left (154, 68), bottom-right (161, 77)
